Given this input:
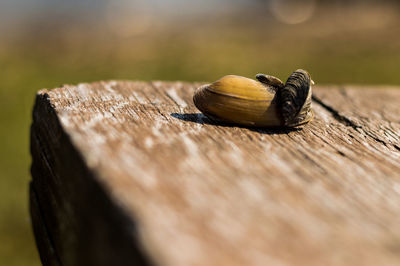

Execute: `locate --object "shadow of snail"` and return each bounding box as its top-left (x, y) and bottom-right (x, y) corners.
top-left (170, 112), bottom-right (301, 135)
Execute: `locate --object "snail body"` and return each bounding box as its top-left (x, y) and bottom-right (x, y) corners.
top-left (193, 69), bottom-right (313, 128)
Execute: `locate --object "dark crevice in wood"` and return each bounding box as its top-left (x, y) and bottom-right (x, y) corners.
top-left (313, 94), bottom-right (400, 152)
top-left (364, 131), bottom-right (400, 152)
top-left (312, 95), bottom-right (361, 129)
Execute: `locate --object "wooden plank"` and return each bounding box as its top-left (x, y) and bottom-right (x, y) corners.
top-left (30, 81), bottom-right (400, 266)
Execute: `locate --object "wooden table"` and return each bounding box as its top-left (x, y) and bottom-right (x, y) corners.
top-left (30, 81), bottom-right (400, 266)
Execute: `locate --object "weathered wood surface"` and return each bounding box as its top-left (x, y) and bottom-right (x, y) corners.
top-left (30, 80), bottom-right (400, 266)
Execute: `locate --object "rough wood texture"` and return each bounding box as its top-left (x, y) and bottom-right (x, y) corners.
top-left (30, 81), bottom-right (400, 266)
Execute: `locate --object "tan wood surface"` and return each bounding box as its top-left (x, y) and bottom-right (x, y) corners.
top-left (30, 81), bottom-right (400, 266)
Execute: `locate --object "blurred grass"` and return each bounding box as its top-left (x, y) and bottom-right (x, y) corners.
top-left (0, 3), bottom-right (400, 265)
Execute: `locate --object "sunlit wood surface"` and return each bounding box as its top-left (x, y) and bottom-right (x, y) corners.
top-left (30, 81), bottom-right (400, 266)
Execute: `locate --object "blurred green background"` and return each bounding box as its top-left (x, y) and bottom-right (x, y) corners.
top-left (1, 0), bottom-right (399, 264)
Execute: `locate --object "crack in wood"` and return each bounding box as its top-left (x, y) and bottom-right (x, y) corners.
top-left (313, 94), bottom-right (400, 153)
top-left (312, 95), bottom-right (361, 129)
top-left (364, 131), bottom-right (400, 152)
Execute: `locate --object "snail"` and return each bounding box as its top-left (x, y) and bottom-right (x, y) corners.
top-left (193, 69), bottom-right (313, 128)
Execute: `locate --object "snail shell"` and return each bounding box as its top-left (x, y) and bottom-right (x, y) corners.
top-left (193, 75), bottom-right (281, 127)
top-left (193, 69), bottom-right (313, 128)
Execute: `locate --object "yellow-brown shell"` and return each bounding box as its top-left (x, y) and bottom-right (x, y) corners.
top-left (193, 70), bottom-right (313, 128)
top-left (193, 75), bottom-right (282, 127)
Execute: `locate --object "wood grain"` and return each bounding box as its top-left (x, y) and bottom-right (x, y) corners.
top-left (30, 81), bottom-right (400, 266)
